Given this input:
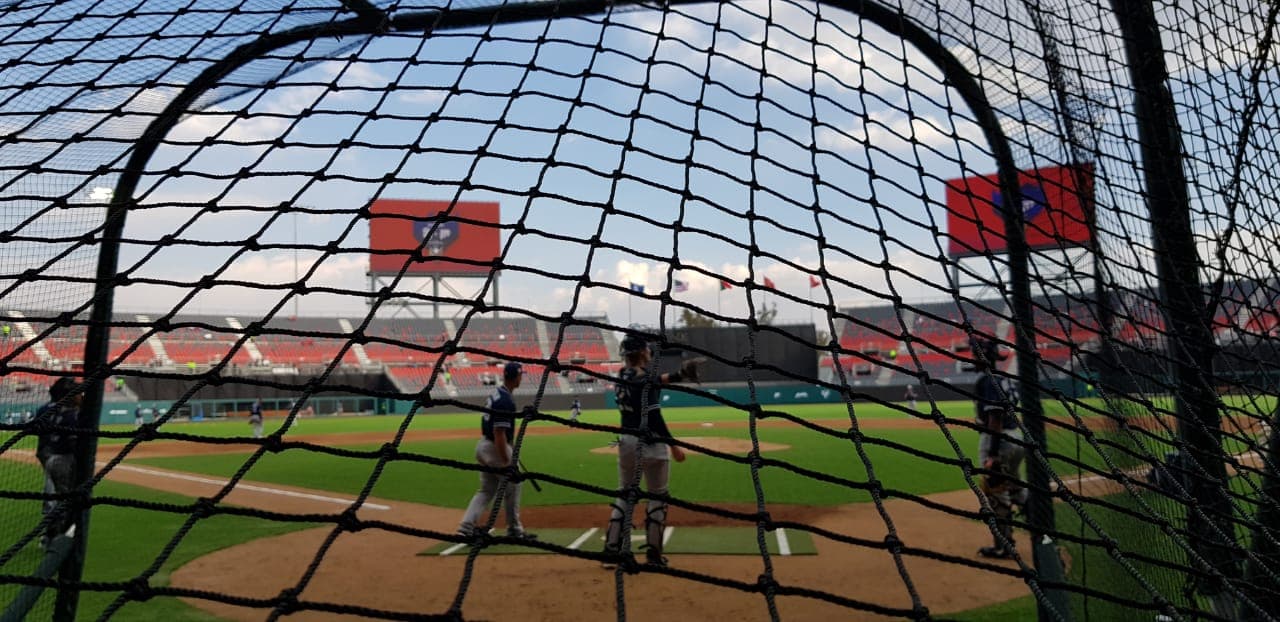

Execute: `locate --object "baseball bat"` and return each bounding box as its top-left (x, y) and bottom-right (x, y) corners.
top-left (518, 459), bottom-right (543, 493)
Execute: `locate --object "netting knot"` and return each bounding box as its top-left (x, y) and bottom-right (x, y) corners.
top-left (338, 507), bottom-right (364, 532)
top-left (275, 587), bottom-right (301, 615)
top-left (757, 511), bottom-right (773, 529)
top-left (755, 573), bottom-right (780, 595)
top-left (846, 427), bottom-right (862, 443)
top-left (380, 442), bottom-right (399, 460)
top-left (883, 534), bottom-right (904, 553)
top-left (263, 434), bottom-right (284, 453)
top-left (135, 423), bottom-right (158, 442)
top-left (193, 497), bottom-right (216, 519)
top-left (124, 577), bottom-right (152, 602)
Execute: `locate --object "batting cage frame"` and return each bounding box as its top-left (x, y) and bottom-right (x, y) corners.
top-left (1, 0), bottom-right (1277, 621)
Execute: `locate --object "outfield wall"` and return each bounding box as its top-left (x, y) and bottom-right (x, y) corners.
top-left (97, 380), bottom-right (1010, 425)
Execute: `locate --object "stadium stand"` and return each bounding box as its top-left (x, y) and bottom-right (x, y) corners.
top-left (9, 281), bottom-right (1280, 398)
top-left (253, 316), bottom-right (359, 367)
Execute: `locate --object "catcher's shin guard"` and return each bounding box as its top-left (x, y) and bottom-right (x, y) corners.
top-left (604, 501), bottom-right (627, 552)
top-left (644, 499), bottom-right (667, 554)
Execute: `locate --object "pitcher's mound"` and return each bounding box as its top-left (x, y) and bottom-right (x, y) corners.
top-left (590, 436), bottom-right (789, 455)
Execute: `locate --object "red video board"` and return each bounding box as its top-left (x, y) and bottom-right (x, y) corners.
top-left (945, 163), bottom-right (1094, 257)
top-left (368, 199), bottom-right (501, 276)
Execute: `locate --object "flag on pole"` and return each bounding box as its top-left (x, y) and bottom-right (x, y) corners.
top-left (720, 280), bottom-right (733, 290)
top-left (629, 282), bottom-right (645, 293)
top-left (809, 275), bottom-right (821, 288)
top-left (763, 276), bottom-right (776, 290)
top-left (673, 279), bottom-right (689, 293)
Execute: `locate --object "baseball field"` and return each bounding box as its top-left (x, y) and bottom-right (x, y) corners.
top-left (0, 396), bottom-right (1269, 620)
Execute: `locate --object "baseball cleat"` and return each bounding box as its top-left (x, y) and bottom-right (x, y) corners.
top-left (645, 551), bottom-right (668, 568)
top-left (601, 545), bottom-right (621, 569)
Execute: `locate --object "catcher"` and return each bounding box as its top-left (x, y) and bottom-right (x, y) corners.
top-left (602, 333), bottom-right (703, 568)
top-left (970, 336), bottom-right (1026, 559)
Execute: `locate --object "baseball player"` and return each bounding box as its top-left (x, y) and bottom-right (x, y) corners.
top-left (35, 377), bottom-right (81, 548)
top-left (970, 337), bottom-right (1026, 559)
top-left (903, 384), bottom-right (918, 411)
top-left (602, 334), bottom-right (703, 568)
top-left (249, 399), bottom-right (264, 439)
top-left (569, 396), bottom-right (582, 422)
top-left (457, 362), bottom-right (536, 540)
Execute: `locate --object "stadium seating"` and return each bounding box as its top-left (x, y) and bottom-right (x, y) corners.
top-left (457, 317), bottom-right (543, 360)
top-left (364, 318), bottom-right (449, 364)
top-left (9, 278), bottom-right (1277, 396)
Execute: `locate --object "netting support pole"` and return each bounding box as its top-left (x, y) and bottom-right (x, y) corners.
top-left (1111, 0), bottom-right (1243, 615)
top-left (62, 10), bottom-right (399, 619)
top-left (828, 2), bottom-right (1071, 619)
top-left (1244, 412), bottom-right (1280, 621)
top-left (56, 4), bottom-right (655, 617)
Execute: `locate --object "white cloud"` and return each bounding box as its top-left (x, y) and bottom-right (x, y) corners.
top-left (221, 251), bottom-right (366, 289)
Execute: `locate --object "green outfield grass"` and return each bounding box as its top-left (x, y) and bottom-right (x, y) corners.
top-left (92, 401), bottom-right (926, 445)
top-left (125, 397), bottom-right (1224, 511)
top-left (132, 424), bottom-right (984, 508)
top-left (0, 461), bottom-right (314, 621)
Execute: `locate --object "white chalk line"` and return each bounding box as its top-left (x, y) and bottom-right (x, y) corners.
top-left (568, 527), bottom-right (598, 550)
top-left (106, 463), bottom-right (391, 511)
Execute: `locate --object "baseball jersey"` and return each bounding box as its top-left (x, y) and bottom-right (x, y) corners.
top-left (35, 402), bottom-right (78, 456)
top-left (482, 385), bottom-right (517, 442)
top-left (249, 402), bottom-right (262, 422)
top-left (974, 374), bottom-right (1018, 430)
top-left (615, 367), bottom-right (674, 440)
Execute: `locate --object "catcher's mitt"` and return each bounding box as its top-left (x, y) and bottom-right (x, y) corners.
top-left (680, 357), bottom-right (706, 384)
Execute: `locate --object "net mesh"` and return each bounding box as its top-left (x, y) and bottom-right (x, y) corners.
top-left (1, 0), bottom-right (1278, 620)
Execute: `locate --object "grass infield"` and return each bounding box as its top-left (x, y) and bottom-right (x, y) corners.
top-left (0, 462), bottom-right (314, 621)
top-left (421, 526), bottom-right (816, 557)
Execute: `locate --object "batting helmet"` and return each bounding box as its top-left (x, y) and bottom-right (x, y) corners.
top-left (503, 361), bottom-right (524, 379)
top-left (969, 336), bottom-right (1007, 365)
top-left (49, 376), bottom-right (78, 401)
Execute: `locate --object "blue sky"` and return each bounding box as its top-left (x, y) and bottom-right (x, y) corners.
top-left (98, 2), bottom-right (1002, 331)
top-left (4, 0), bottom-right (1271, 333)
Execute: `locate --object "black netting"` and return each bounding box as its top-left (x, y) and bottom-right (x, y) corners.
top-left (2, 1), bottom-right (1279, 620)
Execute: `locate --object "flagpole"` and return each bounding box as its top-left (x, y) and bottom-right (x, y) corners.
top-left (808, 283), bottom-right (814, 327)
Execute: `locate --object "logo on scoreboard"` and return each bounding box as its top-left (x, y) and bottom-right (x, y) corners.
top-left (991, 184), bottom-right (1048, 221)
top-left (414, 219), bottom-right (460, 256)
